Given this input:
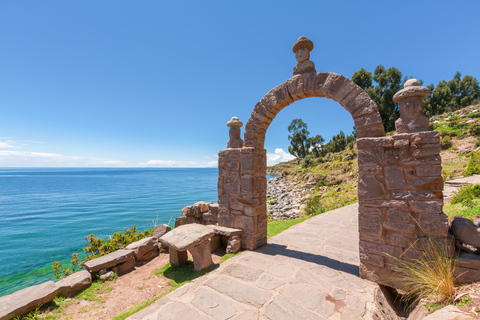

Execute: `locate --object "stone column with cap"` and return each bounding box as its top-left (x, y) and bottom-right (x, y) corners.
top-left (292, 36), bottom-right (316, 76)
top-left (227, 117), bottom-right (243, 149)
top-left (393, 79), bottom-right (430, 134)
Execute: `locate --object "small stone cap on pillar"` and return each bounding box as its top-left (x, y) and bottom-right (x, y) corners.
top-left (393, 78), bottom-right (430, 133)
top-left (292, 36), bottom-right (316, 76)
top-left (227, 117), bottom-right (243, 149)
top-left (393, 79), bottom-right (430, 103)
top-left (227, 117), bottom-right (243, 128)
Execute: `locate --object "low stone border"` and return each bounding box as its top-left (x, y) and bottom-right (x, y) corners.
top-left (0, 224), bottom-right (171, 320)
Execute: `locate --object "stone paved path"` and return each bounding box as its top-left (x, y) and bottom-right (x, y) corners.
top-left (127, 204), bottom-right (384, 320)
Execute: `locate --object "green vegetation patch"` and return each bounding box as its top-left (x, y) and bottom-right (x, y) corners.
top-left (267, 216), bottom-right (309, 238)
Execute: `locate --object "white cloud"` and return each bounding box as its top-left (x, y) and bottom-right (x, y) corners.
top-left (0, 139), bottom-right (18, 149)
top-left (140, 159), bottom-right (218, 168)
top-left (0, 150), bottom-right (130, 167)
top-left (267, 148), bottom-right (295, 166)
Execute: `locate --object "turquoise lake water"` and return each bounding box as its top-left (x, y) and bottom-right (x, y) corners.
top-left (0, 167), bottom-right (220, 297)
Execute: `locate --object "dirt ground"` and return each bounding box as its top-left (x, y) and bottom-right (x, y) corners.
top-left (45, 251), bottom-right (223, 320)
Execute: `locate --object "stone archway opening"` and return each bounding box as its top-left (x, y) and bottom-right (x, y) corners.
top-left (217, 36), bottom-right (450, 289)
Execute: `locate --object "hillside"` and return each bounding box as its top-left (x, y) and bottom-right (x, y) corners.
top-left (267, 104), bottom-right (480, 220)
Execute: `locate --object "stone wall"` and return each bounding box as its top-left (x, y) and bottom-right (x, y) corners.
top-left (217, 147), bottom-right (268, 250)
top-left (357, 131), bottom-right (453, 288)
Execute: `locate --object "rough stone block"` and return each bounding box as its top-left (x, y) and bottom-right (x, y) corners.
top-left (313, 72), bottom-right (329, 92)
top-left (359, 241), bottom-right (403, 257)
top-left (358, 165), bottom-right (383, 174)
top-left (332, 78), bottom-right (356, 102)
top-left (159, 224), bottom-right (214, 251)
top-left (383, 221), bottom-right (416, 234)
top-left (208, 203), bottom-right (219, 214)
top-left (385, 166), bottom-right (406, 189)
top-left (0, 281), bottom-right (59, 320)
top-left (359, 252), bottom-right (384, 268)
top-left (415, 165), bottom-right (442, 176)
top-left (356, 123), bottom-right (385, 138)
top-left (358, 212), bottom-right (383, 235)
top-left (359, 232), bottom-right (385, 244)
top-left (224, 181), bottom-right (240, 194)
top-left (357, 137), bottom-right (394, 148)
top-left (153, 224), bottom-right (171, 240)
top-left (354, 112), bottom-right (382, 128)
top-left (55, 270), bottom-right (92, 297)
top-left (189, 240), bottom-right (213, 272)
top-left (358, 148), bottom-right (384, 166)
top-left (358, 174), bottom-right (385, 200)
top-left (393, 138), bottom-right (410, 148)
top-left (169, 248), bottom-right (188, 266)
top-left (180, 205), bottom-right (193, 217)
top-left (125, 237), bottom-right (158, 260)
top-left (327, 74), bottom-right (348, 97)
top-left (362, 200), bottom-right (408, 208)
top-left (409, 200), bottom-right (443, 213)
top-left (226, 160), bottom-right (239, 171)
top-left (413, 146), bottom-right (441, 158)
top-left (240, 155), bottom-right (253, 172)
top-left (226, 235), bottom-right (242, 254)
top-left (407, 176), bottom-right (443, 191)
top-left (83, 249), bottom-right (135, 273)
top-left (345, 91), bottom-right (371, 114)
top-left (114, 257), bottom-right (136, 275)
top-left (386, 208), bottom-right (411, 223)
top-left (385, 232), bottom-right (409, 247)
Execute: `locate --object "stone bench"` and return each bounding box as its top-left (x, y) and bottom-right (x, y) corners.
top-left (159, 224), bottom-right (215, 272)
top-left (209, 225), bottom-right (243, 254)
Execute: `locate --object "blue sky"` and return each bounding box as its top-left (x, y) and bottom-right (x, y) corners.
top-left (1, 1), bottom-right (479, 167)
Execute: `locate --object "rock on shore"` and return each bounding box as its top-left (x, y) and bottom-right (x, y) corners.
top-left (267, 174), bottom-right (312, 221)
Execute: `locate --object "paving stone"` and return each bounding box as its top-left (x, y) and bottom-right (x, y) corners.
top-left (267, 262), bottom-right (295, 278)
top-left (205, 275), bottom-right (271, 308)
top-left (256, 274), bottom-right (285, 290)
top-left (222, 263), bottom-right (264, 282)
top-left (264, 295), bottom-right (325, 320)
top-left (125, 297), bottom-right (171, 320)
top-left (191, 288), bottom-right (244, 320)
top-left (281, 283), bottom-right (335, 317)
top-left (154, 302), bottom-right (210, 320)
top-left (295, 267), bottom-right (333, 293)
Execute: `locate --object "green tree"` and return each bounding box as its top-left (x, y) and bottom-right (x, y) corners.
top-left (287, 119), bottom-right (325, 159)
top-left (424, 72), bottom-right (480, 116)
top-left (288, 119), bottom-right (310, 158)
top-left (307, 135), bottom-right (325, 157)
top-left (352, 65), bottom-right (405, 132)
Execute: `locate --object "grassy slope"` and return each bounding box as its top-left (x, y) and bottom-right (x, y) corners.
top-left (268, 104), bottom-right (480, 220)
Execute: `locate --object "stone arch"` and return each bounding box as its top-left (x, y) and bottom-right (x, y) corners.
top-left (243, 72), bottom-right (385, 150)
top-left (218, 69), bottom-right (449, 290)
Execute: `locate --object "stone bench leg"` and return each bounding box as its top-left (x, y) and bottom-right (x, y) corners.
top-left (226, 235), bottom-right (241, 254)
top-left (169, 247), bottom-right (188, 266)
top-left (189, 241), bottom-right (213, 272)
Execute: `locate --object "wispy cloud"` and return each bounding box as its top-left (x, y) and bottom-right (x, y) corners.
top-left (0, 150), bottom-right (130, 167)
top-left (140, 160), bottom-right (218, 168)
top-left (267, 148), bottom-right (295, 166)
top-left (0, 139), bottom-right (19, 149)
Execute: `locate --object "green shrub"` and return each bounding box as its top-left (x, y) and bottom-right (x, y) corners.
top-left (456, 132), bottom-right (466, 140)
top-left (468, 112), bottom-right (480, 118)
top-left (83, 226), bottom-right (154, 262)
top-left (440, 136), bottom-right (452, 150)
top-left (475, 140), bottom-right (480, 148)
top-left (464, 152), bottom-right (480, 176)
top-left (305, 197), bottom-right (326, 215)
top-left (316, 180), bottom-right (330, 187)
top-left (301, 155), bottom-right (314, 168)
top-left (470, 124), bottom-right (480, 136)
top-left (451, 184), bottom-right (480, 208)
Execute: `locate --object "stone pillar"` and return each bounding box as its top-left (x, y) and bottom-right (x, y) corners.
top-left (357, 132), bottom-right (453, 289)
top-left (218, 144), bottom-right (267, 250)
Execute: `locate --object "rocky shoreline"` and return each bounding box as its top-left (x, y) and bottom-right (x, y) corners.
top-left (266, 173), bottom-right (313, 221)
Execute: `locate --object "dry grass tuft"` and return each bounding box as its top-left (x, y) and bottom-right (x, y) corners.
top-left (388, 236), bottom-right (457, 306)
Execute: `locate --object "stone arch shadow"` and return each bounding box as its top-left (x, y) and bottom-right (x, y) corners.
top-left (218, 72), bottom-right (449, 288)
